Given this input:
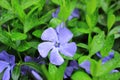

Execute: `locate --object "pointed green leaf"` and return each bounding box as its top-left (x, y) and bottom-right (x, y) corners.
top-left (11, 32), bottom-right (27, 41)
top-left (24, 10), bottom-right (53, 33)
top-left (0, 0), bottom-right (11, 10)
top-left (108, 26), bottom-right (120, 39)
top-left (107, 12), bottom-right (115, 31)
top-left (49, 18), bottom-right (62, 28)
top-left (12, 65), bottom-right (20, 80)
top-left (11, 0), bottom-right (26, 22)
top-left (99, 72), bottom-right (120, 80)
top-left (72, 71), bottom-right (92, 80)
top-left (89, 32), bottom-right (105, 56)
top-left (55, 61), bottom-right (68, 80)
top-left (101, 35), bottom-right (114, 57)
top-left (17, 42), bottom-right (31, 52)
top-left (86, 0), bottom-right (97, 15)
top-left (48, 63), bottom-right (57, 80)
top-left (32, 30), bottom-right (43, 38)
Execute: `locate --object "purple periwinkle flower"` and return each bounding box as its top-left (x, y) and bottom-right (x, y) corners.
top-left (21, 56), bottom-right (43, 80)
top-left (52, 8), bottom-right (79, 20)
top-left (0, 51), bottom-right (15, 80)
top-left (64, 60), bottom-right (79, 79)
top-left (38, 25), bottom-right (77, 65)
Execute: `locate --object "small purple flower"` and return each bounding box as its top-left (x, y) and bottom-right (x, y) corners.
top-left (38, 25), bottom-right (77, 65)
top-left (52, 8), bottom-right (79, 20)
top-left (21, 56), bottom-right (43, 80)
top-left (64, 60), bottom-right (78, 78)
top-left (0, 51), bottom-right (15, 80)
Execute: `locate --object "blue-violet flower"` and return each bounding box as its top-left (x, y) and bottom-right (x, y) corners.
top-left (38, 26), bottom-right (77, 65)
top-left (21, 56), bottom-right (43, 80)
top-left (64, 60), bottom-right (78, 78)
top-left (0, 51), bottom-right (15, 80)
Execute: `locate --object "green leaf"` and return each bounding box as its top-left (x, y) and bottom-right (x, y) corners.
top-left (49, 18), bottom-right (62, 28)
top-left (100, 35), bottom-right (114, 57)
top-left (24, 10), bottom-right (53, 33)
top-left (108, 26), bottom-right (120, 39)
top-left (55, 61), bottom-right (68, 80)
top-left (32, 30), bottom-right (43, 38)
top-left (11, 32), bottom-right (27, 41)
top-left (0, 11), bottom-right (15, 25)
top-left (93, 27), bottom-right (102, 33)
top-left (89, 31), bottom-right (105, 56)
top-left (90, 59), bottom-right (98, 76)
top-left (78, 56), bottom-right (89, 64)
top-left (28, 41), bottom-right (39, 49)
top-left (21, 0), bottom-right (41, 9)
top-left (11, 0), bottom-right (26, 23)
top-left (100, 0), bottom-right (109, 13)
top-left (86, 0), bottom-right (97, 15)
top-left (0, 31), bottom-right (16, 49)
top-left (0, 0), bottom-right (11, 10)
top-left (12, 65), bottom-right (20, 80)
top-left (17, 42), bottom-right (31, 52)
top-left (58, 0), bottom-right (77, 21)
top-left (51, 0), bottom-right (62, 5)
top-left (71, 71), bottom-right (92, 80)
top-left (99, 72), bottom-right (120, 80)
top-left (107, 12), bottom-right (115, 31)
top-left (86, 13), bottom-right (98, 28)
top-left (48, 63), bottom-right (57, 80)
top-left (77, 43), bottom-right (88, 49)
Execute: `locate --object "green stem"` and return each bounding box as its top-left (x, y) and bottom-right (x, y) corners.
top-left (17, 52), bottom-right (22, 62)
top-left (88, 30), bottom-right (92, 56)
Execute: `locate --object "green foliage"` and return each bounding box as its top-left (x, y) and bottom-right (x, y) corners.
top-left (89, 32), bottom-right (105, 56)
top-left (86, 0), bottom-right (97, 15)
top-left (0, 0), bottom-right (120, 79)
top-left (12, 65), bottom-right (20, 80)
top-left (107, 11), bottom-right (115, 31)
top-left (10, 32), bottom-right (27, 41)
top-left (100, 34), bottom-right (114, 57)
top-left (71, 71), bottom-right (92, 80)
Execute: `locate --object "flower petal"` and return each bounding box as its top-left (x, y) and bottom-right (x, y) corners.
top-left (52, 8), bottom-right (60, 18)
top-left (111, 70), bottom-right (119, 73)
top-left (60, 42), bottom-right (77, 57)
top-left (38, 42), bottom-right (53, 58)
top-left (41, 28), bottom-right (58, 42)
top-left (68, 8), bottom-right (79, 20)
top-left (56, 26), bottom-right (73, 43)
top-left (0, 51), bottom-right (15, 65)
top-left (50, 48), bottom-right (64, 65)
top-left (31, 70), bottom-right (43, 80)
top-left (69, 60), bottom-right (78, 69)
top-left (0, 61), bottom-right (9, 73)
top-left (2, 67), bottom-right (10, 80)
top-left (79, 61), bottom-right (90, 74)
top-left (64, 66), bottom-right (73, 78)
top-left (24, 56), bottom-right (33, 62)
